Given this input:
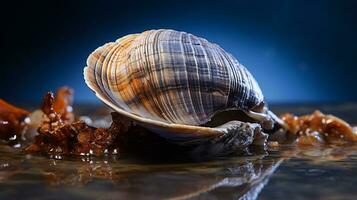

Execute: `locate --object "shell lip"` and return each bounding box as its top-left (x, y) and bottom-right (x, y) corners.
top-left (97, 91), bottom-right (223, 138)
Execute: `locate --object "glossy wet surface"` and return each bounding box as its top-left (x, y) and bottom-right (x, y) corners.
top-left (1, 104), bottom-right (357, 200)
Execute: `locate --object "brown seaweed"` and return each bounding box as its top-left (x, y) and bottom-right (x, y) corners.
top-left (0, 99), bottom-right (30, 144)
top-left (271, 110), bottom-right (357, 146)
top-left (26, 92), bottom-right (129, 156)
top-left (53, 87), bottom-right (75, 123)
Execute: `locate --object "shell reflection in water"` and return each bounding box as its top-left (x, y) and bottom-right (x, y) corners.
top-left (0, 140), bottom-right (281, 200)
top-left (84, 29), bottom-right (282, 144)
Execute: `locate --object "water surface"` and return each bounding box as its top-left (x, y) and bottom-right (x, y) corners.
top-left (0, 104), bottom-right (356, 200)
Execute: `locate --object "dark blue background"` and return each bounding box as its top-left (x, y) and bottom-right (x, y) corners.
top-left (1, 0), bottom-right (357, 103)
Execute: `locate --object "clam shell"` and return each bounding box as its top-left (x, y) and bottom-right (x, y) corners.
top-left (84, 29), bottom-right (264, 141)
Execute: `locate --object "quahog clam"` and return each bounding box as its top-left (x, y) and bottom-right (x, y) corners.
top-left (84, 29), bottom-right (284, 145)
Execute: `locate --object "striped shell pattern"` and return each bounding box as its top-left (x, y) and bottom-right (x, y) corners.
top-left (84, 29), bottom-right (264, 139)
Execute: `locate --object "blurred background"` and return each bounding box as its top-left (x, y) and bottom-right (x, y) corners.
top-left (1, 0), bottom-right (357, 104)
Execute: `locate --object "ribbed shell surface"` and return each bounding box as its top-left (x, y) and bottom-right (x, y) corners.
top-left (85, 29), bottom-right (263, 126)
